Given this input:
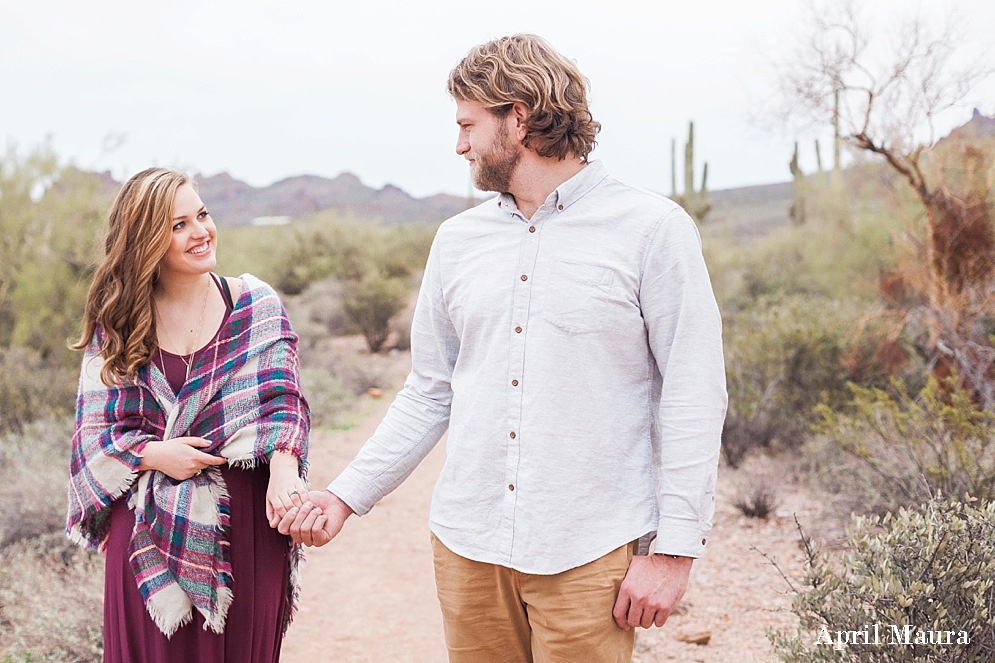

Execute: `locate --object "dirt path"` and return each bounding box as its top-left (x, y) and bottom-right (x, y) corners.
top-left (282, 362), bottom-right (833, 663)
top-left (280, 383), bottom-right (449, 663)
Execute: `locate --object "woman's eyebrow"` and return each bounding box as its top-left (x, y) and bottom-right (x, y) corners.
top-left (172, 206), bottom-right (205, 221)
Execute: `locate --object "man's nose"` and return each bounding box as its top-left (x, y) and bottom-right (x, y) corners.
top-left (456, 136), bottom-right (469, 155)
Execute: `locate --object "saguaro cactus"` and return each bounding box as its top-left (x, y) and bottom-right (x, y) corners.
top-left (789, 141), bottom-right (806, 225)
top-left (675, 121), bottom-right (712, 222)
top-left (671, 138), bottom-right (677, 198)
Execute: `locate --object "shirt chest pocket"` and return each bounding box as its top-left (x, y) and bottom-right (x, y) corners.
top-left (543, 262), bottom-right (616, 335)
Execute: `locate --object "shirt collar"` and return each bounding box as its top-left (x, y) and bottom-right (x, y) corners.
top-left (497, 159), bottom-right (609, 218)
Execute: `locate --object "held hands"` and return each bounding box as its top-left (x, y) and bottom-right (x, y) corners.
top-left (275, 490), bottom-right (354, 547)
top-left (138, 437), bottom-right (227, 481)
top-left (265, 451), bottom-right (308, 525)
top-left (613, 553), bottom-right (693, 630)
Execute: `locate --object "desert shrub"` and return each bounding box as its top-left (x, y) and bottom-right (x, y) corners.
top-left (722, 296), bottom-right (854, 467)
top-left (392, 316), bottom-right (412, 352)
top-left (717, 200), bottom-right (894, 310)
top-left (299, 367), bottom-right (354, 428)
top-left (282, 279), bottom-right (351, 354)
top-left (342, 272), bottom-right (408, 353)
top-left (213, 223), bottom-right (292, 287)
top-left (0, 149), bottom-right (108, 367)
top-left (0, 534), bottom-right (103, 663)
top-left (267, 215), bottom-right (437, 297)
top-left (770, 498), bottom-right (995, 662)
top-left (308, 347), bottom-right (396, 397)
top-left (0, 418), bottom-right (75, 547)
top-left (733, 473), bottom-right (781, 519)
top-left (0, 348), bottom-right (78, 435)
top-left (816, 377), bottom-right (995, 513)
top-left (297, 279), bottom-right (349, 337)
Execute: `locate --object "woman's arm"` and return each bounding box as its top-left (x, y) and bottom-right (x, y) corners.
top-left (266, 451), bottom-right (308, 523)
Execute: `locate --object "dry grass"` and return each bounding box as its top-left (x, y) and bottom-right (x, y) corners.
top-left (0, 535), bottom-right (104, 663)
top-left (0, 419), bottom-right (104, 663)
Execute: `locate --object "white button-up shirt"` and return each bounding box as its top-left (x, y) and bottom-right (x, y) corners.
top-left (328, 160), bottom-right (727, 574)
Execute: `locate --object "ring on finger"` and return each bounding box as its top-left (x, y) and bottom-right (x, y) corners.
top-left (289, 489), bottom-right (300, 496)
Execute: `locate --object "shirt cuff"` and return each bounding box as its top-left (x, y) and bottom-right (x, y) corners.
top-left (653, 519), bottom-right (709, 559)
top-left (326, 466), bottom-right (382, 516)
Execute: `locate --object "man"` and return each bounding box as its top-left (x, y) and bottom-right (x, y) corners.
top-left (277, 33), bottom-right (727, 662)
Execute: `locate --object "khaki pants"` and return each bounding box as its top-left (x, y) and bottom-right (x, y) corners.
top-left (431, 534), bottom-right (636, 663)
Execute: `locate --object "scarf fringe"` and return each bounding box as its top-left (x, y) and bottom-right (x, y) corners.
top-left (145, 582), bottom-right (194, 639)
top-left (200, 586), bottom-right (234, 634)
top-left (65, 466), bottom-right (139, 553)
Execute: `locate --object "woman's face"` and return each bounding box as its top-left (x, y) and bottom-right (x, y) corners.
top-left (159, 183), bottom-right (217, 281)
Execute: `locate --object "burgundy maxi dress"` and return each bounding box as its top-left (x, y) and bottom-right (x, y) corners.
top-left (103, 275), bottom-right (291, 663)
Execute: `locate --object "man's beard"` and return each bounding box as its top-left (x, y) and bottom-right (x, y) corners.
top-left (472, 124), bottom-right (521, 193)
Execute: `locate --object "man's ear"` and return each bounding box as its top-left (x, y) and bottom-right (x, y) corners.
top-left (510, 102), bottom-right (529, 141)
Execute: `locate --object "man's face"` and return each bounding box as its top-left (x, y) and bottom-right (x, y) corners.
top-left (455, 99), bottom-right (521, 193)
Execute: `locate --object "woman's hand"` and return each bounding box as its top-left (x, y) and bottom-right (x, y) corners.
top-left (266, 451), bottom-right (307, 526)
top-left (139, 437), bottom-right (227, 481)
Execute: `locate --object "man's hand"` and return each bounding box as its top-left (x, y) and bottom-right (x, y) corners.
top-left (613, 553), bottom-right (693, 630)
top-left (276, 489), bottom-right (354, 547)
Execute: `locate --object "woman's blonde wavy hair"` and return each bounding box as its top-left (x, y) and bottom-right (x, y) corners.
top-left (447, 34), bottom-right (601, 162)
top-left (73, 168), bottom-right (189, 386)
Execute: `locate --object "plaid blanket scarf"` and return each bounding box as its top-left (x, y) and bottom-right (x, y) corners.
top-left (67, 274), bottom-right (310, 637)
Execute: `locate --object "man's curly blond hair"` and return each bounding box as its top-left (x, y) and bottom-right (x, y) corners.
top-left (447, 34), bottom-right (601, 162)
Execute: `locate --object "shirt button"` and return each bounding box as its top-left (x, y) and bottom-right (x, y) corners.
top-left (529, 226), bottom-right (536, 233)
top-left (510, 431), bottom-right (516, 439)
top-left (515, 326), bottom-right (522, 333)
top-left (512, 379), bottom-right (519, 386)
top-left (508, 484), bottom-right (515, 491)
top-left (520, 274), bottom-right (528, 281)
top-left (557, 204), bottom-right (564, 211)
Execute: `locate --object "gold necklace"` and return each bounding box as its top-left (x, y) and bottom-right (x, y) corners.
top-left (157, 276), bottom-right (212, 384)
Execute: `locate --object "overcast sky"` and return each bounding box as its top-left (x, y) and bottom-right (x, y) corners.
top-left (2, 0), bottom-right (993, 199)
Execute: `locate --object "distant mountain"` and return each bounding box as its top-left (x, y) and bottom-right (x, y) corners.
top-left (942, 108), bottom-right (995, 143)
top-left (194, 171), bottom-right (471, 226)
top-left (704, 182), bottom-right (794, 240)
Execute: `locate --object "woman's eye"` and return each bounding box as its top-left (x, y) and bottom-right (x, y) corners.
top-left (173, 221), bottom-right (185, 231)
top-left (198, 211), bottom-right (210, 220)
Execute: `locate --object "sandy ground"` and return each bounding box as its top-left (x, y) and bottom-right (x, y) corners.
top-left (281, 354), bottom-right (837, 663)
top-left (281, 372), bottom-right (449, 663)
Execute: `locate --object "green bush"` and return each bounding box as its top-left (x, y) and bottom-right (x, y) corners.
top-left (0, 148), bottom-right (108, 367)
top-left (770, 498), bottom-right (995, 662)
top-left (0, 349), bottom-right (77, 435)
top-left (816, 377), bottom-right (995, 512)
top-left (721, 296), bottom-right (854, 467)
top-left (342, 272), bottom-right (408, 353)
top-left (706, 198), bottom-right (893, 311)
top-left (263, 214), bottom-right (437, 297)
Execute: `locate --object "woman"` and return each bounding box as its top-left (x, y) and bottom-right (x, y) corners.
top-left (67, 168), bottom-right (313, 663)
